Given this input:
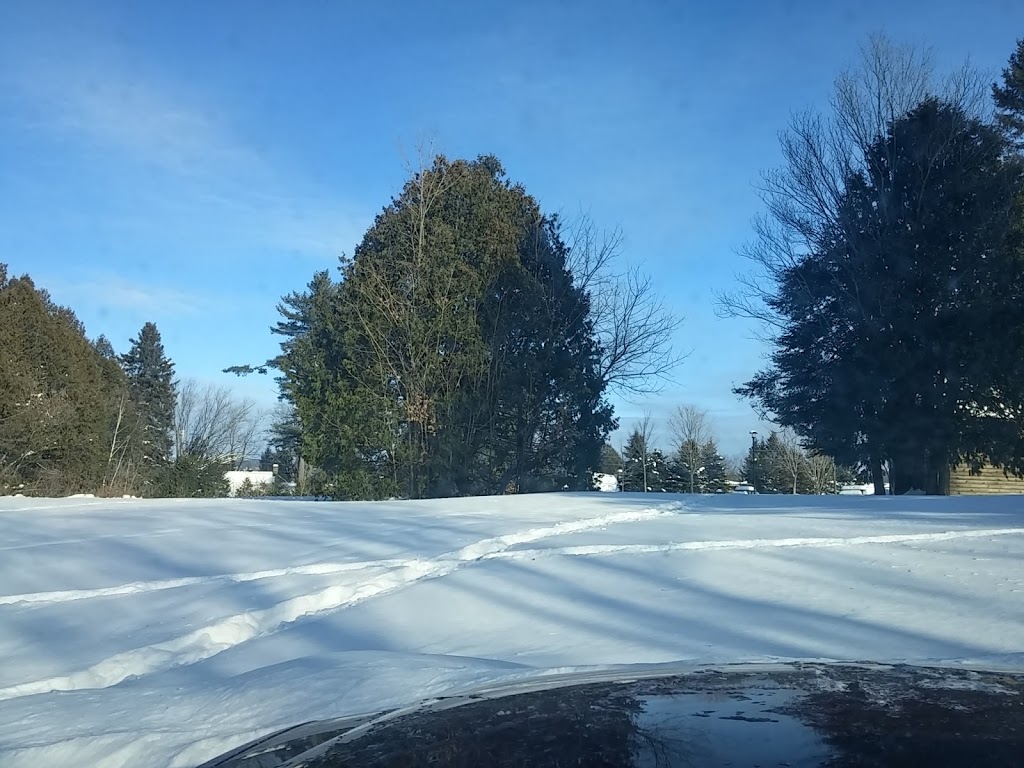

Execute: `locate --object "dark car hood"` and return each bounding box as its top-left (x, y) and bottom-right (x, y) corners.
top-left (198, 662), bottom-right (1024, 768)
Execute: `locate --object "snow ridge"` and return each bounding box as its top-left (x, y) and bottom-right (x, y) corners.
top-left (487, 526), bottom-right (1024, 560)
top-left (0, 505), bottom-right (676, 702)
top-left (0, 560), bottom-right (409, 607)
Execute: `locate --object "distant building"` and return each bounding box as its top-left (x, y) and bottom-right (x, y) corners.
top-left (839, 483), bottom-right (878, 495)
top-left (224, 470), bottom-right (275, 497)
top-left (947, 463), bottom-right (1024, 495)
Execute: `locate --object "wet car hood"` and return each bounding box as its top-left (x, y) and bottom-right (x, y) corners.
top-left (197, 662), bottom-right (1024, 768)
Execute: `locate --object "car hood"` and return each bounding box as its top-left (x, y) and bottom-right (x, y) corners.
top-left (198, 661), bottom-right (1024, 768)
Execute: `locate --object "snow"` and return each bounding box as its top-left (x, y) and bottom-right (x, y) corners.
top-left (0, 493), bottom-right (1022, 768)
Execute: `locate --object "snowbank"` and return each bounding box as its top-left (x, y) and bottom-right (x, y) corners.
top-left (0, 493), bottom-right (1021, 768)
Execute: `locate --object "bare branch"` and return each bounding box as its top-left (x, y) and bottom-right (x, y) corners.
top-left (174, 379), bottom-right (266, 469)
top-left (566, 214), bottom-right (685, 397)
top-left (774, 428), bottom-right (810, 494)
top-left (807, 453), bottom-right (838, 494)
top-left (718, 33), bottom-right (983, 339)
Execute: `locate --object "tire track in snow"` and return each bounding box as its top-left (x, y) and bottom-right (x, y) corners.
top-left (0, 528), bottom-right (184, 552)
top-left (0, 505), bottom-right (677, 702)
top-left (485, 526), bottom-right (1024, 561)
top-left (0, 560), bottom-right (409, 607)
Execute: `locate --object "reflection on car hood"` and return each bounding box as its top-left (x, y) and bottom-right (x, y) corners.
top-left (198, 662), bottom-right (1024, 768)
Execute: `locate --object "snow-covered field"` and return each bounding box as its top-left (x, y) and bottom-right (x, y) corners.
top-left (1, 493), bottom-right (1022, 768)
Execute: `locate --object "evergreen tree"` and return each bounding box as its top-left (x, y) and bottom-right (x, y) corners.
top-left (699, 440), bottom-right (728, 493)
top-left (120, 323), bottom-right (176, 477)
top-left (737, 99), bottom-right (1024, 494)
top-left (621, 430), bottom-right (649, 492)
top-left (620, 433), bottom-right (668, 492)
top-left (673, 438), bottom-right (704, 493)
top-left (0, 267), bottom-right (111, 494)
top-left (156, 454), bottom-right (230, 498)
top-left (598, 444), bottom-right (623, 476)
top-left (994, 38), bottom-right (1024, 147)
top-left (259, 407), bottom-right (301, 483)
top-left (743, 434), bottom-right (785, 493)
top-left (662, 451), bottom-right (687, 493)
top-left (646, 449), bottom-right (670, 492)
top-left (274, 155), bottom-right (615, 499)
top-left (742, 439), bottom-right (759, 488)
top-left (93, 335), bottom-right (116, 361)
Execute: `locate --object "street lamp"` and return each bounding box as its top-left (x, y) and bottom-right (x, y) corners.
top-left (749, 431), bottom-right (758, 491)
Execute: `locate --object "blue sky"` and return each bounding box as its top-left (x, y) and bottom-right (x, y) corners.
top-left (1, 1), bottom-right (1021, 459)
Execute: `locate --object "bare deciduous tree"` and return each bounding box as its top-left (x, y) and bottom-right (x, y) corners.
top-left (718, 36), bottom-right (960, 327)
top-left (807, 453), bottom-right (838, 495)
top-left (101, 392), bottom-right (145, 495)
top-left (775, 429), bottom-right (810, 495)
top-left (724, 453), bottom-right (747, 483)
top-left (174, 380), bottom-right (265, 469)
top-left (670, 405), bottom-right (712, 493)
top-left (565, 216), bottom-right (684, 396)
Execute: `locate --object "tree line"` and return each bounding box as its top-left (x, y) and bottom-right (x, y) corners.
top-left (0, 268), bottom-right (263, 497)
top-left (15, 33), bottom-right (1019, 500)
top-left (742, 431), bottom-right (858, 495)
top-left (721, 35), bottom-right (1024, 495)
top-left (597, 407), bottom-right (728, 494)
top-left (597, 406), bottom-right (857, 495)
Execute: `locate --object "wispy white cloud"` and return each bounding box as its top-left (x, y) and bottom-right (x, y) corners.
top-left (5, 57), bottom-right (365, 258)
top-left (45, 275), bottom-right (210, 316)
top-left (42, 76), bottom-right (248, 177)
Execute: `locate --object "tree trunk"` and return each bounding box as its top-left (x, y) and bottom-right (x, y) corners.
top-left (891, 450), bottom-right (936, 495)
top-left (925, 449), bottom-right (949, 495)
top-left (869, 449), bottom-right (886, 495)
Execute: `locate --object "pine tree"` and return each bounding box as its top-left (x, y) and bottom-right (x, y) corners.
top-left (120, 323), bottom-right (176, 477)
top-left (621, 430), bottom-right (649, 492)
top-left (275, 155), bottom-right (615, 499)
top-left (673, 438), bottom-right (704, 493)
top-left (662, 453), bottom-right (686, 493)
top-left (759, 433), bottom-right (788, 493)
top-left (0, 267), bottom-right (111, 494)
top-left (598, 444), bottom-right (623, 475)
top-left (994, 38), bottom-right (1024, 147)
top-left (259, 407), bottom-right (301, 482)
top-left (156, 454), bottom-right (230, 498)
top-left (699, 440), bottom-right (728, 493)
top-left (93, 335), bottom-right (116, 360)
top-left (737, 99), bottom-right (1024, 494)
top-left (743, 435), bottom-right (786, 493)
top-left (646, 449), bottom-right (669, 492)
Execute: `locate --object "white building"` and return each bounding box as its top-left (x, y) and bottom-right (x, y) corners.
top-left (224, 470), bottom-right (275, 497)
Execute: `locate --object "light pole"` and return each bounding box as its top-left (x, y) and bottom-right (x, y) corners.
top-left (749, 430), bottom-right (758, 491)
